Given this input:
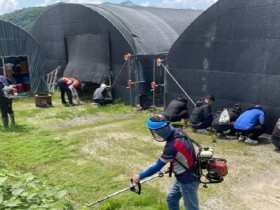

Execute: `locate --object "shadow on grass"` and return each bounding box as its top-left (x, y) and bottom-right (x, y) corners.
top-left (60, 102), bottom-right (86, 107)
top-left (171, 123), bottom-right (183, 129)
top-left (258, 137), bottom-right (271, 145)
top-left (0, 124), bottom-right (30, 133)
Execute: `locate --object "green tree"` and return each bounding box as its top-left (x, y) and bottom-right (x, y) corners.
top-left (0, 5), bottom-right (53, 32)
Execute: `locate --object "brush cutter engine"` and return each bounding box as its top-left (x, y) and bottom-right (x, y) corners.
top-left (196, 147), bottom-right (228, 187)
top-left (171, 130), bottom-right (228, 188)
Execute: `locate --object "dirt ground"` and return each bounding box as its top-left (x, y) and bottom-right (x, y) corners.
top-left (199, 136), bottom-right (280, 210)
top-left (232, 164), bottom-right (280, 210)
top-left (230, 148), bottom-right (280, 210)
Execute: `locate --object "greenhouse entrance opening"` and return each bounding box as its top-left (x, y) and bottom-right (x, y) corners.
top-left (0, 56), bottom-right (31, 93)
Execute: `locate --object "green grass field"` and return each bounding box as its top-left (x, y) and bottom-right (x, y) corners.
top-left (0, 93), bottom-right (279, 210)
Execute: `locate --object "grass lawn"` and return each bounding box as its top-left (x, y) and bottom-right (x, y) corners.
top-left (0, 92), bottom-right (279, 210)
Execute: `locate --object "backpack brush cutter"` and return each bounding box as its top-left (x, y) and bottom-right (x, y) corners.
top-left (173, 130), bottom-right (228, 188)
top-left (189, 137), bottom-right (228, 188)
top-left (87, 134), bottom-right (228, 207)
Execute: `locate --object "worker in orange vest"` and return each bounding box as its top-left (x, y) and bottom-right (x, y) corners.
top-left (57, 77), bottom-right (80, 106)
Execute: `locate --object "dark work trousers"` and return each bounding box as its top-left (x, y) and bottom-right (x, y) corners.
top-left (57, 79), bottom-right (73, 104)
top-left (190, 118), bottom-right (213, 130)
top-left (93, 98), bottom-right (113, 106)
top-left (212, 124), bottom-right (232, 133)
top-left (0, 95), bottom-right (13, 118)
top-left (234, 125), bottom-right (266, 140)
top-left (168, 110), bottom-right (189, 122)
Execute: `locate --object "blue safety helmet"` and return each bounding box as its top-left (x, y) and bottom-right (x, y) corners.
top-left (146, 114), bottom-right (174, 142)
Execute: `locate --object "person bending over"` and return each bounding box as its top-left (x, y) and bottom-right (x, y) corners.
top-left (57, 77), bottom-right (80, 106)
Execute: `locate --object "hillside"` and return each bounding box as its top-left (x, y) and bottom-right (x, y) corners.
top-left (0, 6), bottom-right (51, 32)
top-left (0, 1), bottom-right (137, 32)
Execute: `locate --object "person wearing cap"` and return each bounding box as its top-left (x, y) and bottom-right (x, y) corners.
top-left (233, 105), bottom-right (265, 144)
top-left (92, 83), bottom-right (113, 106)
top-left (211, 104), bottom-right (242, 138)
top-left (271, 118), bottom-right (280, 150)
top-left (132, 114), bottom-right (200, 210)
top-left (57, 77), bottom-right (80, 106)
top-left (164, 96), bottom-right (189, 128)
top-left (189, 95), bottom-right (215, 131)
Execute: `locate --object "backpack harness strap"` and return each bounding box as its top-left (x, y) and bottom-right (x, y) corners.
top-left (171, 130), bottom-right (200, 175)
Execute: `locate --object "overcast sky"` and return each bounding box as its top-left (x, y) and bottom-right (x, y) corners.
top-left (0, 0), bottom-right (218, 15)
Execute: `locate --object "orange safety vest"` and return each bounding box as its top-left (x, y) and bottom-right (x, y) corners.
top-left (62, 77), bottom-right (80, 88)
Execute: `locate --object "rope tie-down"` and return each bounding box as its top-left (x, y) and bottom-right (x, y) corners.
top-left (156, 58), bottom-right (196, 107)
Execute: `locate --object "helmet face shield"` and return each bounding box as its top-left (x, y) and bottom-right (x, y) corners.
top-left (146, 114), bottom-right (173, 142)
top-left (149, 124), bottom-right (172, 142)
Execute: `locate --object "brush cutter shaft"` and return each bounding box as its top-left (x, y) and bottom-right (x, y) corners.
top-left (87, 186), bottom-right (132, 207)
top-left (140, 171), bottom-right (165, 184)
top-left (87, 171), bottom-right (168, 207)
top-left (87, 180), bottom-right (139, 207)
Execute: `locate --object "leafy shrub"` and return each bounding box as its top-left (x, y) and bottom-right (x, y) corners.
top-left (0, 168), bottom-right (73, 209)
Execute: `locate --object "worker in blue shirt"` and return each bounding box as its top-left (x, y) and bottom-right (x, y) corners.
top-left (233, 105), bottom-right (265, 144)
top-left (132, 114), bottom-right (200, 210)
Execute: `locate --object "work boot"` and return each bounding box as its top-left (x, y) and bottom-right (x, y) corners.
top-left (183, 119), bottom-right (188, 129)
top-left (9, 113), bottom-right (15, 125)
top-left (2, 117), bottom-right (9, 128)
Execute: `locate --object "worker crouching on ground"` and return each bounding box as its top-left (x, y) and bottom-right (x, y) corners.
top-left (189, 95), bottom-right (215, 133)
top-left (211, 104), bottom-right (242, 138)
top-left (92, 83), bottom-right (113, 106)
top-left (132, 114), bottom-right (200, 210)
top-left (230, 105), bottom-right (266, 145)
top-left (57, 77), bottom-right (80, 106)
top-left (164, 96), bottom-right (189, 128)
top-left (0, 75), bottom-right (16, 128)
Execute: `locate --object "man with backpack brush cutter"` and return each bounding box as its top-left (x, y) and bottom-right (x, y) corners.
top-left (87, 114), bottom-right (228, 208)
top-left (87, 113), bottom-right (199, 209)
top-left (132, 114), bottom-right (200, 210)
